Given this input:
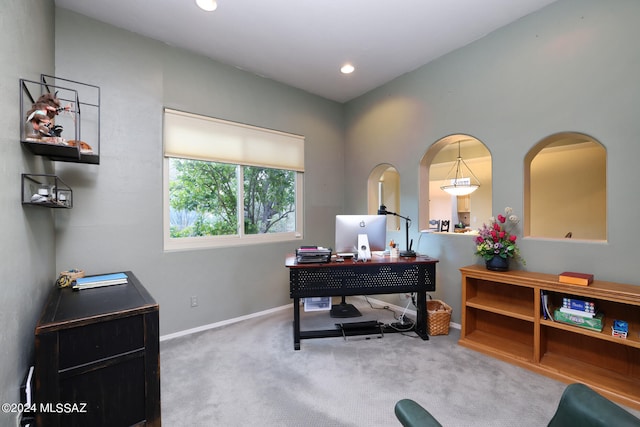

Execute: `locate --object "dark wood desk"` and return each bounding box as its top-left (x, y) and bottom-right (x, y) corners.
top-left (286, 255), bottom-right (438, 350)
top-left (34, 271), bottom-right (160, 427)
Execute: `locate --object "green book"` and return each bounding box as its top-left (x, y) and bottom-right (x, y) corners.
top-left (553, 308), bottom-right (604, 332)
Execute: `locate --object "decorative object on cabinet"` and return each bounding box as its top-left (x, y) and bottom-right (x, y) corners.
top-left (559, 271), bottom-right (594, 286)
top-left (34, 271), bottom-right (160, 426)
top-left (612, 320), bottom-right (629, 338)
top-left (474, 206), bottom-right (525, 267)
top-left (459, 265), bottom-right (640, 410)
top-left (485, 255), bottom-right (509, 271)
top-left (20, 74), bottom-right (100, 164)
top-left (21, 174), bottom-right (72, 208)
top-left (440, 220), bottom-right (450, 232)
top-left (56, 269), bottom-right (85, 288)
top-left (59, 268), bottom-right (85, 281)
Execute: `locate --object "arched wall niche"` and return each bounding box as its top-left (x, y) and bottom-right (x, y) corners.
top-left (419, 134), bottom-right (492, 231)
top-left (368, 164), bottom-right (401, 231)
top-left (524, 132), bottom-right (607, 241)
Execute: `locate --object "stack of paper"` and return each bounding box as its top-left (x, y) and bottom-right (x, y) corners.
top-left (72, 272), bottom-right (128, 290)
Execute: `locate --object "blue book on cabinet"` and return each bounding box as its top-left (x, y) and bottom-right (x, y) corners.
top-left (73, 272), bottom-right (128, 290)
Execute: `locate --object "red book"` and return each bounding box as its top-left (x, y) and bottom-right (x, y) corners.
top-left (558, 272), bottom-right (594, 286)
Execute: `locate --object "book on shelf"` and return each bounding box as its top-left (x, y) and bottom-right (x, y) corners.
top-left (73, 272), bottom-right (128, 290)
top-left (558, 271), bottom-right (594, 286)
top-left (553, 308), bottom-right (604, 332)
top-left (562, 297), bottom-right (595, 313)
top-left (559, 307), bottom-right (596, 318)
top-left (540, 291), bottom-right (554, 321)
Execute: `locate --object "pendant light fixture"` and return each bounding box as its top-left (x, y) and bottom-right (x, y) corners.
top-left (196, 0), bottom-right (217, 11)
top-left (440, 141), bottom-right (481, 196)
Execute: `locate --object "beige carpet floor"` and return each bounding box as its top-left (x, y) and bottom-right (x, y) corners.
top-left (160, 298), bottom-right (640, 426)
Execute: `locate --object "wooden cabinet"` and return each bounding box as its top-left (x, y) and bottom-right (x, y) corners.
top-left (457, 195), bottom-right (470, 212)
top-left (459, 265), bottom-right (640, 410)
top-left (34, 272), bottom-right (160, 426)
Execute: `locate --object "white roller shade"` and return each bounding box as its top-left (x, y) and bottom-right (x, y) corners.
top-left (164, 108), bottom-right (304, 171)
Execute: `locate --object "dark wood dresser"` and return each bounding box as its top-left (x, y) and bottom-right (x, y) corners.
top-left (34, 271), bottom-right (160, 426)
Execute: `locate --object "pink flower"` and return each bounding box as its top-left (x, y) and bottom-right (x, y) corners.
top-left (474, 207), bottom-right (525, 266)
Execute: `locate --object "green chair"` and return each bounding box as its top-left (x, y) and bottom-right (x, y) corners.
top-left (395, 383), bottom-right (640, 427)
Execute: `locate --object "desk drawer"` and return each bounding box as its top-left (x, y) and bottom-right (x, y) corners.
top-left (58, 315), bottom-right (144, 370)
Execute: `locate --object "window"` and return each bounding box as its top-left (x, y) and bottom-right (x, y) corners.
top-left (163, 109), bottom-right (304, 250)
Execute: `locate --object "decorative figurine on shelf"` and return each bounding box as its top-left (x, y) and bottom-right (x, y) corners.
top-left (24, 93), bottom-right (71, 142)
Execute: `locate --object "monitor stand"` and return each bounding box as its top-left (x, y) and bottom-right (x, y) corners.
top-left (330, 296), bottom-right (362, 318)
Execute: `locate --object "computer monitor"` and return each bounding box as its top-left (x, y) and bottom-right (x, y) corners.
top-left (334, 214), bottom-right (387, 255)
top-left (332, 214), bottom-right (387, 318)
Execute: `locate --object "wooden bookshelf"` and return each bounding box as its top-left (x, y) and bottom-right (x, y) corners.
top-left (459, 265), bottom-right (640, 410)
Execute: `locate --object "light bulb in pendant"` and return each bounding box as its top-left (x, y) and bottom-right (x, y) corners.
top-left (196, 0), bottom-right (217, 12)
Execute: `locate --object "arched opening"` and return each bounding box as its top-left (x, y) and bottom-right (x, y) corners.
top-left (525, 132), bottom-right (606, 240)
top-left (368, 164), bottom-right (401, 231)
top-left (420, 134), bottom-right (492, 232)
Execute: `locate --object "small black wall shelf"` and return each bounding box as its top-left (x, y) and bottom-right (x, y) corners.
top-left (22, 174), bottom-right (73, 208)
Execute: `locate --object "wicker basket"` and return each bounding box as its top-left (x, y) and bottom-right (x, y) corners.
top-left (427, 299), bottom-right (452, 336)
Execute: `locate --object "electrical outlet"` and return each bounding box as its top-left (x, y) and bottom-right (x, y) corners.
top-left (190, 296), bottom-right (198, 307)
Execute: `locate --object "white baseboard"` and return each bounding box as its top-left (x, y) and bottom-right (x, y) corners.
top-left (160, 304), bottom-right (291, 342)
top-left (160, 296), bottom-right (460, 342)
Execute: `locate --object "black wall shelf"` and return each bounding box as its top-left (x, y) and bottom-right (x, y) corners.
top-left (20, 75), bottom-right (100, 164)
top-left (22, 173), bottom-right (73, 208)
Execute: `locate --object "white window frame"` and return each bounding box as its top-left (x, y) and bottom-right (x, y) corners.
top-left (163, 108), bottom-right (304, 251)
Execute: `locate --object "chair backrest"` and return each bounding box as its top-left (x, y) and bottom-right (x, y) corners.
top-left (440, 220), bottom-right (450, 232)
top-left (547, 383), bottom-right (640, 427)
top-left (395, 383), bottom-right (640, 427)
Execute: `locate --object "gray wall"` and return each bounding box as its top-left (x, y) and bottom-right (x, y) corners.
top-left (52, 8), bottom-right (345, 335)
top-left (0, 0), bottom-right (56, 423)
top-left (3, 1), bottom-right (640, 419)
top-left (344, 0), bottom-right (640, 323)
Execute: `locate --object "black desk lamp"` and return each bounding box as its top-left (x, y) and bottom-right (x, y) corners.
top-left (378, 205), bottom-right (416, 257)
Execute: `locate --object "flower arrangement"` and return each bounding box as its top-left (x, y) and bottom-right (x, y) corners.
top-left (474, 207), bottom-right (525, 264)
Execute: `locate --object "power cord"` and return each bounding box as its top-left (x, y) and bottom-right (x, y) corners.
top-left (364, 295), bottom-right (399, 318)
top-left (363, 295), bottom-right (417, 333)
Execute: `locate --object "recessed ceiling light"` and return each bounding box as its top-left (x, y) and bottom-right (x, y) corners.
top-left (340, 64), bottom-right (355, 74)
top-left (196, 0), bottom-right (217, 12)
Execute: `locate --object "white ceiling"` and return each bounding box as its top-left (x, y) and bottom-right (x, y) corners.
top-left (54, 0), bottom-right (558, 103)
